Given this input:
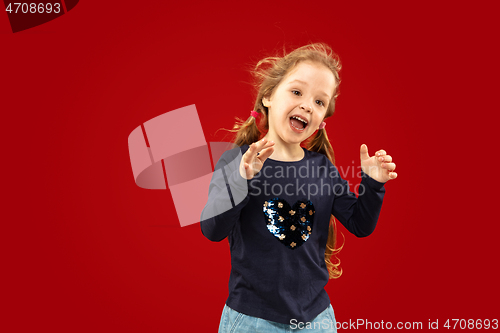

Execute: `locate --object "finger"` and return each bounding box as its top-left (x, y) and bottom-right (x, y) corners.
top-left (257, 146), bottom-right (275, 161)
top-left (245, 140), bottom-right (264, 162)
top-left (258, 140), bottom-right (275, 152)
top-left (378, 154), bottom-right (392, 163)
top-left (256, 137), bottom-right (269, 147)
top-left (360, 144), bottom-right (370, 161)
top-left (252, 138), bottom-right (269, 153)
top-left (243, 144), bottom-right (255, 164)
top-left (248, 161), bottom-right (260, 174)
top-left (381, 162), bottom-right (396, 170)
top-left (246, 161), bottom-right (261, 177)
top-left (389, 171), bottom-right (398, 180)
top-left (375, 149), bottom-right (387, 157)
top-left (255, 140), bottom-right (275, 157)
top-left (243, 162), bottom-right (252, 179)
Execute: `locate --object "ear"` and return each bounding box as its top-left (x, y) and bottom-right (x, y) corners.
top-left (262, 95), bottom-right (271, 108)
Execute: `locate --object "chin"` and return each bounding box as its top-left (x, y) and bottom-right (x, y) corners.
top-left (283, 136), bottom-right (304, 145)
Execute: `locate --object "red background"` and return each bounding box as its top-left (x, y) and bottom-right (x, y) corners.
top-left (2, 1), bottom-right (499, 331)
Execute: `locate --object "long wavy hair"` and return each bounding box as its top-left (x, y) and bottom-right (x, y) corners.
top-left (229, 43), bottom-right (345, 279)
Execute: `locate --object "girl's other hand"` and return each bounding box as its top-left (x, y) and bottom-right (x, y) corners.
top-left (240, 139), bottom-right (275, 180)
top-left (360, 144), bottom-right (398, 183)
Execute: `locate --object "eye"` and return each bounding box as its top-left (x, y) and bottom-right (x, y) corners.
top-left (291, 90), bottom-right (301, 96)
top-left (316, 100), bottom-right (325, 107)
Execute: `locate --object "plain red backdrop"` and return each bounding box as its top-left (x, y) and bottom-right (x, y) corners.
top-left (2, 1), bottom-right (499, 332)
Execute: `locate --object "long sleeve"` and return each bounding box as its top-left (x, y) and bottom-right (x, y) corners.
top-left (203, 148), bottom-right (382, 325)
top-left (200, 147), bottom-right (251, 242)
top-left (331, 169), bottom-right (386, 237)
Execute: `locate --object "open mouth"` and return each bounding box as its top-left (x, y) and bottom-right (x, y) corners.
top-left (289, 115), bottom-right (308, 132)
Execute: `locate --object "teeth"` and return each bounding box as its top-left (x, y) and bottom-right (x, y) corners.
top-left (291, 116), bottom-right (308, 124)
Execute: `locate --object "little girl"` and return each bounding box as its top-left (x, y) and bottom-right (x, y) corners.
top-left (201, 43), bottom-right (397, 332)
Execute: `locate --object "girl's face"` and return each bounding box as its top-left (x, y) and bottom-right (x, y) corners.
top-left (263, 61), bottom-right (336, 146)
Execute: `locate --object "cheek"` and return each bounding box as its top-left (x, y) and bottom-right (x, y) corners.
top-left (313, 113), bottom-right (326, 125)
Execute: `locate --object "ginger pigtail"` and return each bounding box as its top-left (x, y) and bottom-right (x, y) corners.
top-left (306, 128), bottom-right (335, 165)
top-left (325, 217), bottom-right (344, 279)
top-left (231, 113), bottom-right (262, 147)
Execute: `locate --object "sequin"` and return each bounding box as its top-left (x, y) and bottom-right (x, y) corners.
top-left (262, 198), bottom-right (315, 250)
top-left (268, 225), bottom-right (278, 233)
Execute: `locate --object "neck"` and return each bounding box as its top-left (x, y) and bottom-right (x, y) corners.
top-left (263, 132), bottom-right (304, 162)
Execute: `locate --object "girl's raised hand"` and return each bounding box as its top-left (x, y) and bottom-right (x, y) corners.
top-left (240, 138), bottom-right (275, 180)
top-left (360, 144), bottom-right (398, 183)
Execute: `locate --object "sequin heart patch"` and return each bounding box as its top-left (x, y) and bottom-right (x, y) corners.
top-left (263, 198), bottom-right (315, 250)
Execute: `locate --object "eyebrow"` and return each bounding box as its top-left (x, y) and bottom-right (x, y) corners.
top-left (287, 79), bottom-right (331, 100)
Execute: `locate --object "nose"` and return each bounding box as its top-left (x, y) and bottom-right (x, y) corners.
top-left (300, 102), bottom-right (312, 112)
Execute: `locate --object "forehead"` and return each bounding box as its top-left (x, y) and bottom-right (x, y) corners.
top-left (283, 61), bottom-right (337, 88)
